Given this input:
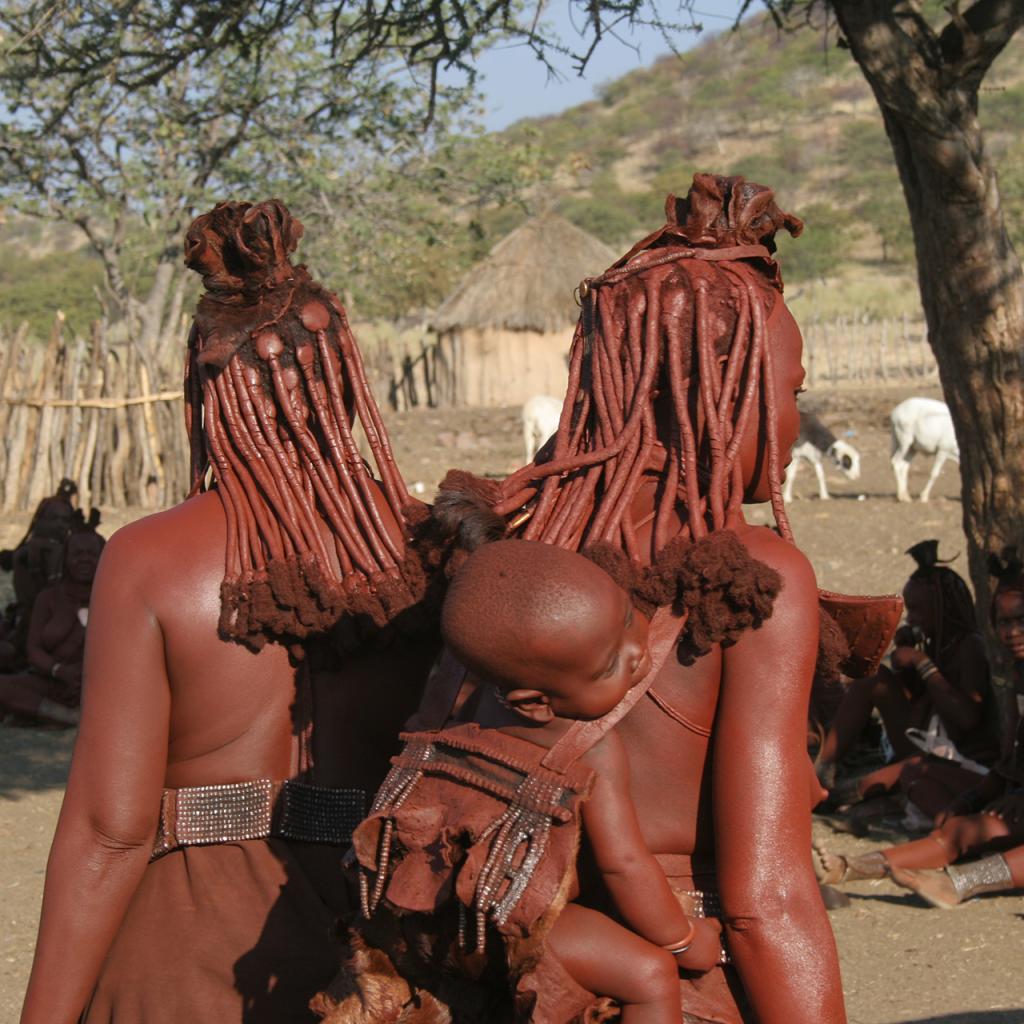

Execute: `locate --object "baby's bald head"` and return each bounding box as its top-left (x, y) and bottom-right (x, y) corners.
top-left (442, 539), bottom-right (624, 689)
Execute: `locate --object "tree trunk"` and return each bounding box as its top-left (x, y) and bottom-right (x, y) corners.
top-left (833, 1), bottom-right (1024, 630)
top-left (137, 260), bottom-right (177, 367)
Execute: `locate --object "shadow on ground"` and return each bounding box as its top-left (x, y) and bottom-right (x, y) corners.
top-left (0, 724), bottom-right (74, 798)
top-left (896, 1013), bottom-right (1024, 1024)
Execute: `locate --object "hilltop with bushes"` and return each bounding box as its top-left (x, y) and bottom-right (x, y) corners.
top-left (2, 11), bottom-right (1022, 336)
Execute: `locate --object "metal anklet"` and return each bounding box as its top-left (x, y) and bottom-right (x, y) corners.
top-left (946, 854), bottom-right (1013, 901)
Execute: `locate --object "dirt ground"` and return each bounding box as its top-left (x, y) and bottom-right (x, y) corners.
top-left (3, 382), bottom-right (1024, 1024)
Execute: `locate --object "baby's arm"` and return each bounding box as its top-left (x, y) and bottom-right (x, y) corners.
top-left (581, 731), bottom-right (721, 971)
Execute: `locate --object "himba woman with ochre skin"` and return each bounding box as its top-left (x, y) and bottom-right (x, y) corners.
top-left (21, 201), bottom-right (438, 1023)
top-left (817, 549), bottom-right (1024, 908)
top-left (414, 175), bottom-right (846, 1023)
top-left (815, 541), bottom-right (995, 819)
top-left (0, 526), bottom-right (104, 727)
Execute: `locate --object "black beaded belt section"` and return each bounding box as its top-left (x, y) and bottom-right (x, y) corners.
top-left (152, 779), bottom-right (366, 859)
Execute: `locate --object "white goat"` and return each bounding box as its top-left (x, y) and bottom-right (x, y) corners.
top-left (783, 410), bottom-right (861, 501)
top-left (522, 395), bottom-right (563, 464)
top-left (890, 397), bottom-right (959, 502)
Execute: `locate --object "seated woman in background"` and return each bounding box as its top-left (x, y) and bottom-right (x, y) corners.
top-left (0, 526), bottom-right (104, 727)
top-left (817, 549), bottom-right (1024, 898)
top-left (815, 540), bottom-right (997, 819)
top-left (2, 479), bottom-right (90, 648)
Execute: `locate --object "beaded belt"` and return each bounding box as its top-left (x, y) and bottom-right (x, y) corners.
top-left (152, 779), bottom-right (366, 860)
top-left (673, 886), bottom-right (731, 965)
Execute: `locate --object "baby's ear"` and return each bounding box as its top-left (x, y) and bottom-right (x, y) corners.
top-left (504, 689), bottom-right (555, 724)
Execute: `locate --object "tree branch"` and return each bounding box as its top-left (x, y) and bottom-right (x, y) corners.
top-left (939, 0), bottom-right (1024, 89)
top-left (829, 2), bottom-right (949, 131)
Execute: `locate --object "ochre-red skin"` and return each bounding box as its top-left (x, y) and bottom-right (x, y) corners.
top-left (22, 197), bottom-right (442, 1021)
top-left (452, 547), bottom-right (722, 1019)
top-left (0, 531), bottom-right (103, 722)
top-left (23, 179), bottom-right (841, 1023)
top-left (542, 299), bottom-right (845, 1022)
top-left (20, 488), bottom-right (433, 1024)
top-left (9, 494), bottom-right (79, 642)
top-left (818, 574), bottom-right (993, 815)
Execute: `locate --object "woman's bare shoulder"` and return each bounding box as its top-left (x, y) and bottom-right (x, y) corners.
top-left (722, 527), bottom-right (819, 692)
top-left (104, 494), bottom-right (221, 556)
top-left (732, 523), bottom-right (817, 595)
top-left (96, 493), bottom-right (224, 592)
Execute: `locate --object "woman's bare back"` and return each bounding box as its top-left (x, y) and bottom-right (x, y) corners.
top-left (109, 491), bottom-right (298, 789)
top-left (111, 490), bottom-right (437, 792)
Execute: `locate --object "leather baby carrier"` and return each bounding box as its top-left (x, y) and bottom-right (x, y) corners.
top-left (352, 608), bottom-right (683, 955)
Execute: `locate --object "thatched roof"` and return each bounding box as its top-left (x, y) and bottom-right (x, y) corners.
top-left (431, 214), bottom-right (618, 334)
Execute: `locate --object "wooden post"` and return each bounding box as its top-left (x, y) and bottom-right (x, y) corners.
top-left (25, 313), bottom-right (65, 508)
top-left (2, 345), bottom-right (32, 512)
top-left (138, 360), bottom-right (165, 507)
top-left (62, 335), bottom-right (86, 479)
top-left (108, 350), bottom-right (131, 507)
top-left (75, 323), bottom-right (106, 509)
top-left (0, 323), bottom-right (28, 496)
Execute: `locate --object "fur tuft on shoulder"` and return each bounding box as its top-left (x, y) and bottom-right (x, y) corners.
top-left (418, 471), bottom-right (507, 579)
top-left (420, 474), bottom-right (781, 656)
top-left (636, 530), bottom-right (782, 655)
top-left (580, 543), bottom-right (646, 611)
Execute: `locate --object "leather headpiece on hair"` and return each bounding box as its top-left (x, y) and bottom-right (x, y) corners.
top-left (906, 539), bottom-right (957, 573)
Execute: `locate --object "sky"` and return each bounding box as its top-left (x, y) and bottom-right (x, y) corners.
top-left (468, 1), bottom-right (748, 131)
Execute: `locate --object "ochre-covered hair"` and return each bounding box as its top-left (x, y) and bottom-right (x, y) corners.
top-left (496, 173), bottom-right (803, 559)
top-left (183, 199), bottom-right (423, 648)
top-left (905, 540), bottom-right (978, 652)
top-left (440, 175), bottom-right (800, 649)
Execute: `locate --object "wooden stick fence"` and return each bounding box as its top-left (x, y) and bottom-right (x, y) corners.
top-left (0, 316), bottom-right (189, 512)
top-left (0, 310), bottom-right (940, 510)
top-left (368, 313), bottom-right (940, 411)
top-left (802, 313), bottom-right (937, 388)
top-left (5, 393), bottom-right (182, 408)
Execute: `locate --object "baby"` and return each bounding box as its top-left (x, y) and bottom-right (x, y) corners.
top-left (441, 539), bottom-right (722, 1024)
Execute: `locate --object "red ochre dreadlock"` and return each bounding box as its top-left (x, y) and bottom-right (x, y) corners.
top-left (496, 174), bottom-right (802, 554)
top-left (483, 175), bottom-right (803, 652)
top-left (183, 199), bottom-right (424, 648)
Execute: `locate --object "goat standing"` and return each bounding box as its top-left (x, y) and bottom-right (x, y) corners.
top-left (890, 397), bottom-right (959, 502)
top-left (522, 395), bottom-right (562, 464)
top-left (782, 411), bottom-right (861, 501)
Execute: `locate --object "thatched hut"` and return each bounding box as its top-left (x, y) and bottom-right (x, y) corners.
top-left (429, 214), bottom-right (617, 407)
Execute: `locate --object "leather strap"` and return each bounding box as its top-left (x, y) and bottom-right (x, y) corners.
top-left (408, 606), bottom-right (685, 774)
top-left (406, 646), bottom-right (470, 732)
top-left (606, 223), bottom-right (772, 275)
